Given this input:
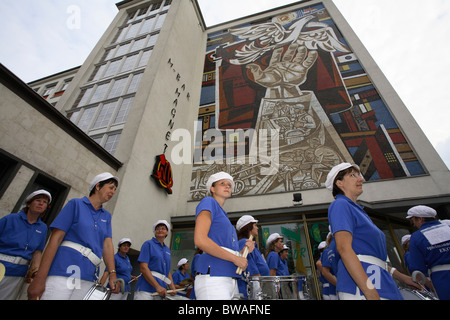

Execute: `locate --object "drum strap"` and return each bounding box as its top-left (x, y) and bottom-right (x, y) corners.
top-left (356, 255), bottom-right (388, 271)
top-left (151, 271), bottom-right (172, 285)
top-left (221, 246), bottom-right (241, 257)
top-left (61, 241), bottom-right (102, 266)
top-left (430, 264), bottom-right (450, 274)
top-left (0, 253), bottom-right (29, 266)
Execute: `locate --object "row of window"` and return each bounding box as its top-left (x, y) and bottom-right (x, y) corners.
top-left (66, 2), bottom-right (170, 155)
top-left (125, 0), bottom-right (171, 25)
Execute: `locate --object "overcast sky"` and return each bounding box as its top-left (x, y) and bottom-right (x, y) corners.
top-left (0, 0), bottom-right (449, 169)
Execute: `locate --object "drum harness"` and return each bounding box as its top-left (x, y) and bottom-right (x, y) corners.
top-left (59, 241), bottom-right (125, 300)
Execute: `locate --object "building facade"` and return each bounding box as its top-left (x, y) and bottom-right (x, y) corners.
top-left (1, 0), bottom-right (450, 299)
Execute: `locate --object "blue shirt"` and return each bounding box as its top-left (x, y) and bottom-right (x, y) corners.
top-left (195, 197), bottom-right (240, 277)
top-left (136, 237), bottom-right (171, 293)
top-left (267, 251), bottom-right (283, 274)
top-left (321, 248), bottom-right (337, 295)
top-left (0, 211), bottom-right (48, 276)
top-left (237, 240), bottom-right (270, 297)
top-left (278, 257), bottom-right (289, 276)
top-left (106, 252), bottom-right (133, 292)
top-left (328, 195), bottom-right (403, 300)
top-left (408, 221), bottom-right (450, 300)
top-left (48, 197), bottom-right (112, 281)
top-left (172, 269), bottom-right (191, 296)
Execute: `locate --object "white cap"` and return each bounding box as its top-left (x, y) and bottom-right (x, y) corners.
top-left (406, 205), bottom-right (437, 219)
top-left (177, 258), bottom-right (188, 267)
top-left (318, 241), bottom-right (327, 250)
top-left (281, 244), bottom-right (289, 251)
top-left (206, 172), bottom-right (234, 195)
top-left (266, 233), bottom-right (283, 246)
top-left (25, 190), bottom-right (52, 204)
top-left (401, 235), bottom-right (411, 245)
top-left (236, 215), bottom-right (258, 231)
top-left (153, 219), bottom-right (170, 233)
top-left (325, 162), bottom-right (360, 191)
top-left (89, 172), bottom-right (119, 192)
top-left (118, 238), bottom-right (132, 246)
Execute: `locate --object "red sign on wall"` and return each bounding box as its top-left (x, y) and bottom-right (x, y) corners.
top-left (151, 154), bottom-right (173, 194)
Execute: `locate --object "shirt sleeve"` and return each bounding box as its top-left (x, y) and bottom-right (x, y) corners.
top-left (50, 199), bottom-right (78, 232)
top-left (328, 200), bottom-right (355, 235)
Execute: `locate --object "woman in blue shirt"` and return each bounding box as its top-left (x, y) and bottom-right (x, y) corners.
top-left (265, 233), bottom-right (284, 276)
top-left (134, 220), bottom-right (177, 300)
top-left (28, 172), bottom-right (119, 300)
top-left (326, 163), bottom-right (419, 300)
top-left (172, 258), bottom-right (192, 297)
top-left (0, 190), bottom-right (50, 300)
top-left (194, 172), bottom-right (254, 300)
top-left (100, 238), bottom-right (136, 300)
top-left (236, 215), bottom-right (269, 297)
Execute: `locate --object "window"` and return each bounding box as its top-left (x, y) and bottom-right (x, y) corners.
top-left (77, 106), bottom-right (98, 132)
top-left (0, 152), bottom-right (20, 198)
top-left (90, 82), bottom-right (110, 104)
top-left (89, 64), bottom-right (106, 82)
top-left (148, 34), bottom-right (159, 47)
top-left (126, 73), bottom-right (143, 94)
top-left (155, 14), bottom-right (166, 30)
top-left (104, 133), bottom-right (121, 155)
top-left (60, 80), bottom-right (72, 91)
top-left (92, 101), bottom-right (118, 129)
top-left (120, 54), bottom-right (139, 73)
top-left (107, 78), bottom-right (128, 99)
top-left (139, 17), bottom-right (156, 35)
top-left (138, 50), bottom-right (152, 68)
top-left (125, 22), bottom-right (142, 40)
top-left (74, 87), bottom-right (93, 108)
top-left (131, 37), bottom-right (147, 52)
top-left (14, 173), bottom-right (69, 226)
top-left (114, 97), bottom-right (134, 124)
top-left (115, 42), bottom-right (131, 58)
top-left (43, 84), bottom-right (56, 97)
top-left (103, 60), bottom-right (122, 78)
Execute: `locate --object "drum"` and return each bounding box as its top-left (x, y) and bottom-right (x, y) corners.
top-left (247, 276), bottom-right (299, 300)
top-left (399, 288), bottom-right (438, 300)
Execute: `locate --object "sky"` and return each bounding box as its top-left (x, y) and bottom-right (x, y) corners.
top-left (0, 0), bottom-right (449, 170)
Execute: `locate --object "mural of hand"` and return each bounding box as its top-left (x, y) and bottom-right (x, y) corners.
top-left (246, 43), bottom-right (318, 99)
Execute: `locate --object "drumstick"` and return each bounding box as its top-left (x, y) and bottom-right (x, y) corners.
top-left (150, 288), bottom-right (186, 296)
top-left (236, 235), bottom-right (253, 275)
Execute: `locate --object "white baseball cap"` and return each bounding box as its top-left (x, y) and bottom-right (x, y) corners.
top-left (177, 258), bottom-right (188, 267)
top-left (406, 205), bottom-right (437, 219)
top-left (325, 162), bottom-right (360, 191)
top-left (118, 238), bottom-right (132, 246)
top-left (401, 235), bottom-right (411, 245)
top-left (153, 219), bottom-right (170, 233)
top-left (266, 233), bottom-right (283, 246)
top-left (25, 190), bottom-right (52, 204)
top-left (89, 172), bottom-right (119, 192)
top-left (318, 241), bottom-right (327, 250)
top-left (205, 172), bottom-right (234, 195)
top-left (236, 215), bottom-right (258, 231)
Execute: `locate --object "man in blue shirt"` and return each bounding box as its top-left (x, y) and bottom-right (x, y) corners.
top-left (406, 205), bottom-right (450, 300)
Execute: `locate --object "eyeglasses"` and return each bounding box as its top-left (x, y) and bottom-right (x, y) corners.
top-left (347, 172), bottom-right (364, 180)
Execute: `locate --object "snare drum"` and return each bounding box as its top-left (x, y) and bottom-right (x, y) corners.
top-left (399, 288), bottom-right (438, 300)
top-left (247, 276), bottom-right (299, 300)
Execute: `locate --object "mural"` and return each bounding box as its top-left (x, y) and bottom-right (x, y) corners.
top-left (190, 3), bottom-right (425, 200)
